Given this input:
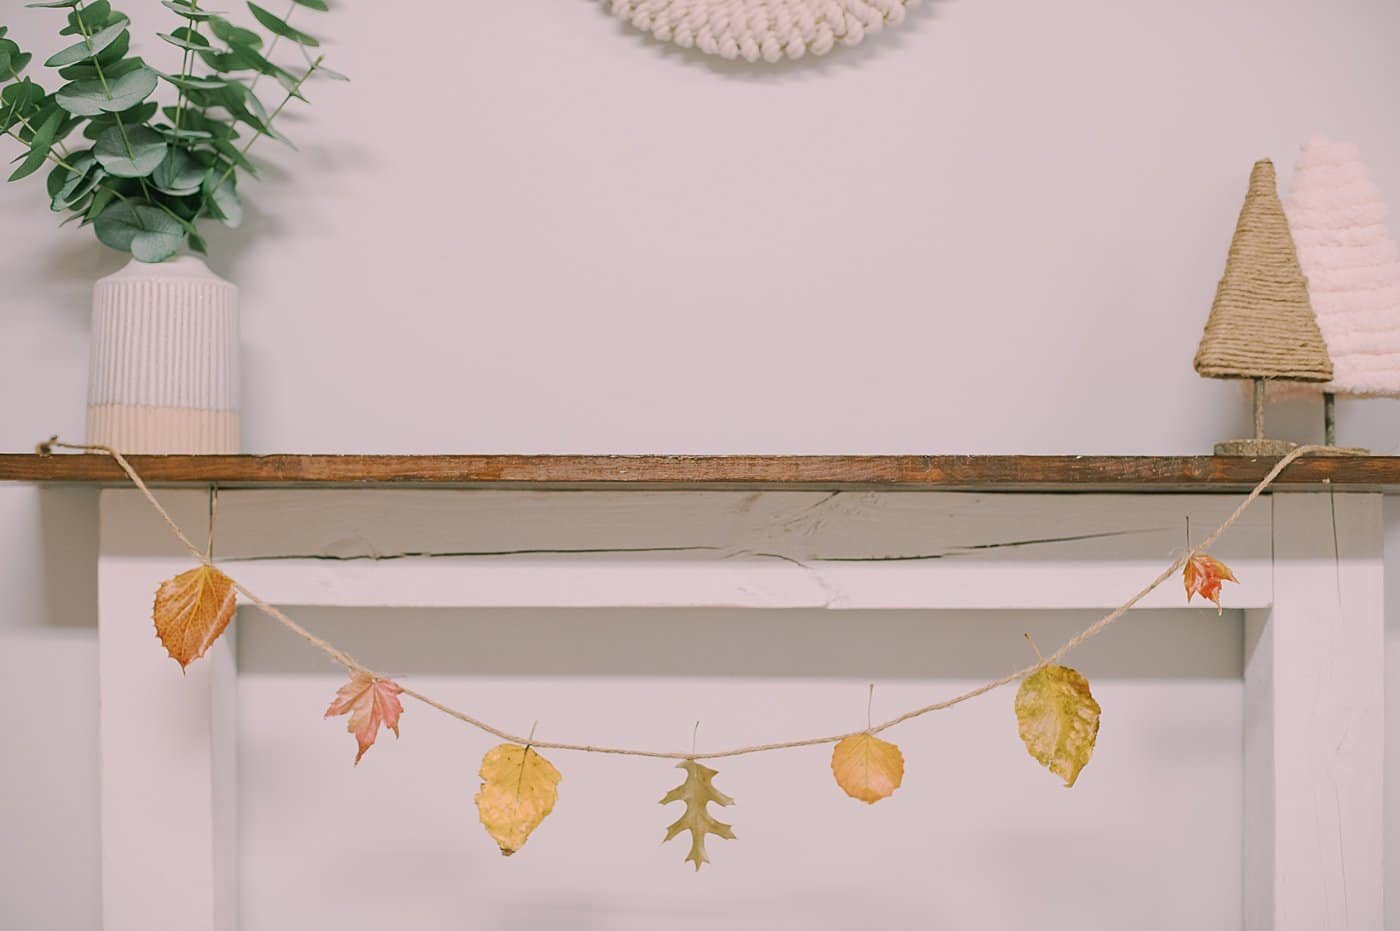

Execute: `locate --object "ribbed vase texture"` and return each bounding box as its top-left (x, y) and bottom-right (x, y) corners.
top-left (86, 256), bottom-right (241, 453)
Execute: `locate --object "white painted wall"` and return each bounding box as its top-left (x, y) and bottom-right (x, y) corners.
top-left (2, 0), bottom-right (1398, 927)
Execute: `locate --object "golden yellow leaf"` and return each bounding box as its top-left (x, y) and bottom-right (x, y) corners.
top-left (474, 743), bottom-right (561, 856)
top-left (661, 759), bottom-right (734, 871)
top-left (830, 732), bottom-right (904, 803)
top-left (152, 563), bottom-right (237, 669)
top-left (1015, 664), bottom-right (1101, 787)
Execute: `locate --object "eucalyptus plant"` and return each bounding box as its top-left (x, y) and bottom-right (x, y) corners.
top-left (0, 0), bottom-right (344, 262)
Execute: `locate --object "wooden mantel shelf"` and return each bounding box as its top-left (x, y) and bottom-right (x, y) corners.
top-left (2, 452), bottom-right (1399, 492)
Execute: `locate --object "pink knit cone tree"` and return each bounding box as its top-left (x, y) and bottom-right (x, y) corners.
top-left (1285, 138), bottom-right (1400, 442)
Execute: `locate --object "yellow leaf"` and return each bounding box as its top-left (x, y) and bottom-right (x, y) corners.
top-left (474, 743), bottom-right (561, 856)
top-left (1015, 664), bottom-right (1101, 787)
top-left (830, 732), bottom-right (904, 803)
top-left (152, 564), bottom-right (237, 669)
top-left (661, 759), bottom-right (734, 871)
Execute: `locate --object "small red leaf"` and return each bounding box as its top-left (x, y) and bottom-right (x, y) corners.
top-left (324, 672), bottom-right (404, 764)
top-left (1184, 554), bottom-right (1238, 614)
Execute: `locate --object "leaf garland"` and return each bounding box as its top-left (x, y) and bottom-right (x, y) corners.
top-left (475, 744), bottom-right (562, 856)
top-left (2, 0), bottom-right (344, 261)
top-left (661, 759), bottom-right (735, 870)
top-left (151, 563), bottom-right (236, 669)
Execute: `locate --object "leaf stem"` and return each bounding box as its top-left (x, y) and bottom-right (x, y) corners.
top-left (1024, 632), bottom-right (1045, 664)
top-left (173, 0), bottom-right (206, 135)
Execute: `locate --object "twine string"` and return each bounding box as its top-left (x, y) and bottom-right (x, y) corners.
top-left (37, 438), bottom-right (1341, 762)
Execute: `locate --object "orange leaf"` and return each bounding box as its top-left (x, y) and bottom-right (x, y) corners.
top-left (1184, 554), bottom-right (1238, 614)
top-left (325, 672), bottom-right (404, 764)
top-left (830, 733), bottom-right (905, 804)
top-left (152, 564), bottom-right (237, 669)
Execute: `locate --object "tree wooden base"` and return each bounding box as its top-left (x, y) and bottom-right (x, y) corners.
top-left (1214, 439), bottom-right (1298, 456)
top-left (1214, 441), bottom-right (1371, 457)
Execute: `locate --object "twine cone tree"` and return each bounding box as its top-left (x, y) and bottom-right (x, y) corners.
top-left (1284, 138), bottom-right (1400, 449)
top-left (1194, 159), bottom-right (1333, 455)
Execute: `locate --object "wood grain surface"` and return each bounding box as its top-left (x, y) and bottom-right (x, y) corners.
top-left (3, 453), bottom-right (1399, 491)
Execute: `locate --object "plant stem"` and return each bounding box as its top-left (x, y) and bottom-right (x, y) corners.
top-left (72, 0), bottom-right (154, 213)
top-left (173, 0), bottom-right (206, 135)
top-left (198, 55), bottom-right (319, 220)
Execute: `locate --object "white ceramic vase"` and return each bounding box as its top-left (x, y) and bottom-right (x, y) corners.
top-left (85, 255), bottom-right (241, 454)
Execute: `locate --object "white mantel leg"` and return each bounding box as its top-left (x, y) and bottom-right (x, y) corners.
top-left (1245, 492), bottom-right (1385, 930)
top-left (98, 490), bottom-right (237, 931)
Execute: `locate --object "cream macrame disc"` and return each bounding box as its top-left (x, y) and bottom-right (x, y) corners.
top-left (604, 0), bottom-right (922, 63)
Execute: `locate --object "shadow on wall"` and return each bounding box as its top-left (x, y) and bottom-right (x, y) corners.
top-left (0, 486), bottom-right (98, 633)
top-left (37, 487), bottom-right (98, 628)
top-left (237, 605), bottom-right (1243, 679)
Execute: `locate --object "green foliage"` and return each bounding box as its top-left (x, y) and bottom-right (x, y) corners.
top-left (2, 0), bottom-right (343, 261)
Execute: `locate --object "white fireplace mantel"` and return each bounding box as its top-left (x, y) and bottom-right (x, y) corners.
top-left (78, 477), bottom-right (1386, 931)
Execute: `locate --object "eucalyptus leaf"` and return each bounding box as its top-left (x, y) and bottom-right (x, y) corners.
top-left (159, 71), bottom-right (228, 91)
top-left (158, 30), bottom-right (210, 51)
top-left (56, 66), bottom-right (157, 116)
top-left (81, 101), bottom-right (157, 140)
top-left (24, 1), bottom-right (82, 8)
top-left (94, 123), bottom-right (167, 178)
top-left (94, 200), bottom-right (185, 261)
top-left (210, 137), bottom-right (256, 176)
top-left (208, 16), bottom-right (261, 48)
top-left (311, 61), bottom-right (347, 81)
top-left (1, 80), bottom-right (47, 132)
top-left (203, 171), bottom-right (241, 228)
top-left (291, 0), bottom-right (329, 8)
top-left (47, 149), bottom-right (97, 208)
top-left (247, 2), bottom-right (319, 46)
top-left (157, 126), bottom-right (213, 141)
top-left (152, 147), bottom-right (204, 195)
top-left (162, 0), bottom-right (223, 20)
top-left (59, 45), bottom-right (141, 83)
top-left (59, 1), bottom-right (111, 36)
top-left (0, 38), bottom-right (33, 79)
top-left (8, 108), bottom-right (61, 181)
top-left (82, 183), bottom-right (118, 225)
top-left (187, 231), bottom-right (207, 254)
top-left (59, 166), bottom-right (103, 209)
top-left (44, 17), bottom-right (128, 67)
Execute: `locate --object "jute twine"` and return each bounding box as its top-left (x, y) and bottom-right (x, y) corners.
top-left (1195, 159), bottom-right (1334, 383)
top-left (38, 437), bottom-right (1346, 762)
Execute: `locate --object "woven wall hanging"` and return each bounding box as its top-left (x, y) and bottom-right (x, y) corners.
top-left (603, 0), bottom-right (921, 63)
